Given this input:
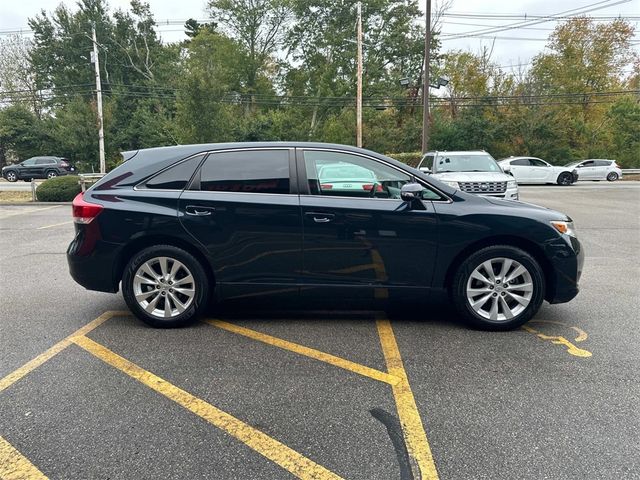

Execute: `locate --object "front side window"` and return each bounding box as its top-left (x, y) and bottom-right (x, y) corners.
top-left (581, 160), bottom-right (596, 168)
top-left (145, 154), bottom-right (204, 190)
top-left (419, 154), bottom-right (434, 170)
top-left (200, 150), bottom-right (290, 194)
top-left (21, 158), bottom-right (37, 166)
top-left (304, 150), bottom-right (442, 200)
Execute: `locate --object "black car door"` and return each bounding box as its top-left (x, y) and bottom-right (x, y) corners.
top-left (178, 148), bottom-right (302, 300)
top-left (297, 148), bottom-right (440, 298)
top-left (19, 158), bottom-right (38, 179)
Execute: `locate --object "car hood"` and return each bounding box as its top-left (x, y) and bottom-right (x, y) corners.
top-left (431, 171), bottom-right (513, 182)
top-left (482, 196), bottom-right (569, 221)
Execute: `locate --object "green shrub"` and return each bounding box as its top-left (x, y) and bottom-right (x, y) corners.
top-left (386, 151), bottom-right (423, 167)
top-left (36, 175), bottom-right (81, 202)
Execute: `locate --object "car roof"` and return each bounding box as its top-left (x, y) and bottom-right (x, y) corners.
top-left (121, 142), bottom-right (386, 162)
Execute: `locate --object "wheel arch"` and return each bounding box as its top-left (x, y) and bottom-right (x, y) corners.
top-left (443, 235), bottom-right (555, 301)
top-left (114, 234), bottom-right (216, 292)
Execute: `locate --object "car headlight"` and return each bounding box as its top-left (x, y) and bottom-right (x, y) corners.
top-left (551, 220), bottom-right (577, 237)
top-left (442, 180), bottom-right (459, 189)
top-left (507, 179), bottom-right (517, 188)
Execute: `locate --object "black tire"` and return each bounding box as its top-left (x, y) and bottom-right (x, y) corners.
top-left (557, 172), bottom-right (573, 186)
top-left (5, 171), bottom-right (18, 182)
top-left (46, 170), bottom-right (58, 179)
top-left (122, 245), bottom-right (210, 328)
top-left (451, 245), bottom-right (545, 331)
top-left (607, 172), bottom-right (619, 182)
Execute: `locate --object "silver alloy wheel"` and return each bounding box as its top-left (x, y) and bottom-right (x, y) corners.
top-left (6, 171), bottom-right (17, 182)
top-left (466, 257), bottom-right (534, 322)
top-left (607, 172), bottom-right (618, 181)
top-left (133, 256), bottom-right (196, 319)
top-left (47, 171), bottom-right (57, 179)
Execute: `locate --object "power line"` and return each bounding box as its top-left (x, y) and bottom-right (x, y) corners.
top-left (441, 0), bottom-right (633, 40)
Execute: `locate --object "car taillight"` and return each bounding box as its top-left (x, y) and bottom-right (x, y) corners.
top-left (362, 184), bottom-right (383, 192)
top-left (72, 193), bottom-right (103, 224)
top-left (613, 162), bottom-right (620, 168)
top-left (60, 161), bottom-right (69, 167)
top-left (320, 184), bottom-right (333, 190)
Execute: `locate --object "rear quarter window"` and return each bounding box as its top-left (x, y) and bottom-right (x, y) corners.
top-left (145, 154), bottom-right (204, 190)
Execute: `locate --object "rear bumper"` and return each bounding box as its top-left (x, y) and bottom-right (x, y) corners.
top-left (67, 227), bottom-right (121, 293)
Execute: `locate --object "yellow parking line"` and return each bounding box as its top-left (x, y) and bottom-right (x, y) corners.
top-left (0, 435), bottom-right (48, 480)
top-left (0, 311), bottom-right (127, 393)
top-left (0, 205), bottom-right (61, 220)
top-left (72, 335), bottom-right (343, 480)
top-left (37, 220), bottom-right (72, 230)
top-left (376, 317), bottom-right (439, 480)
top-left (205, 319), bottom-right (399, 385)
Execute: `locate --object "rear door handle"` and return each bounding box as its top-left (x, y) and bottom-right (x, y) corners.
top-left (305, 212), bottom-right (335, 223)
top-left (185, 205), bottom-right (214, 216)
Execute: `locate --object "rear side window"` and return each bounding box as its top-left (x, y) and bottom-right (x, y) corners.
top-left (145, 154), bottom-right (204, 190)
top-left (595, 160), bottom-right (611, 167)
top-left (200, 150), bottom-right (290, 194)
top-left (36, 158), bottom-right (53, 165)
top-left (511, 159), bottom-right (529, 166)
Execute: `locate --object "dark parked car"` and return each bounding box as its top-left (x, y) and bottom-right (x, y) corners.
top-left (67, 142), bottom-right (583, 330)
top-left (2, 156), bottom-right (76, 182)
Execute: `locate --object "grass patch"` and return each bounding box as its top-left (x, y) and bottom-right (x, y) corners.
top-left (0, 191), bottom-right (33, 202)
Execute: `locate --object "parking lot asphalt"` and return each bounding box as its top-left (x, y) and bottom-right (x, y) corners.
top-left (1, 183), bottom-right (639, 480)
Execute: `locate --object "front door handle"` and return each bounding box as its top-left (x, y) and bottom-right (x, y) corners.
top-left (185, 205), bottom-right (214, 216)
top-left (305, 212), bottom-right (335, 223)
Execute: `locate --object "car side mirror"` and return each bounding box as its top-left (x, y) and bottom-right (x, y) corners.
top-left (419, 167), bottom-right (431, 174)
top-left (401, 183), bottom-right (424, 202)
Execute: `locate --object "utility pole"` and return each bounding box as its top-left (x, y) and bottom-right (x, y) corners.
top-left (91, 25), bottom-right (106, 174)
top-left (421, 0), bottom-right (431, 154)
top-left (356, 1), bottom-right (363, 148)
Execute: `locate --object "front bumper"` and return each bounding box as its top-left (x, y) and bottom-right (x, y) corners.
top-left (546, 235), bottom-right (584, 304)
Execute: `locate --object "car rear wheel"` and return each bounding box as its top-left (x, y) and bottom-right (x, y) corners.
top-left (46, 170), bottom-right (58, 179)
top-left (5, 171), bottom-right (18, 182)
top-left (122, 245), bottom-right (209, 328)
top-left (557, 172), bottom-right (573, 186)
top-left (451, 245), bottom-right (545, 330)
top-left (607, 172), bottom-right (619, 182)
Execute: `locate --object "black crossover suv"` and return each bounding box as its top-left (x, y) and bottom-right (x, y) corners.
top-left (67, 142), bottom-right (583, 330)
top-left (2, 156), bottom-right (75, 181)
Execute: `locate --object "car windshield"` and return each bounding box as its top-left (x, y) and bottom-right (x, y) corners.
top-left (435, 154), bottom-right (501, 173)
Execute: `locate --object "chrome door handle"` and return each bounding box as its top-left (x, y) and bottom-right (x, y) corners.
top-left (185, 205), bottom-right (214, 216)
top-left (305, 212), bottom-right (335, 223)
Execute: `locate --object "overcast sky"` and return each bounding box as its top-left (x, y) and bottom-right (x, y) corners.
top-left (1, 0), bottom-right (638, 70)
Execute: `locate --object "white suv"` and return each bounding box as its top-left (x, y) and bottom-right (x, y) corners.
top-left (417, 151), bottom-right (519, 200)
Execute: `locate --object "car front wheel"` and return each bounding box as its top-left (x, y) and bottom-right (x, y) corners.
top-left (5, 171), bottom-right (18, 182)
top-left (451, 245), bottom-right (545, 330)
top-left (122, 245), bottom-right (209, 328)
top-left (557, 172), bottom-right (573, 186)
